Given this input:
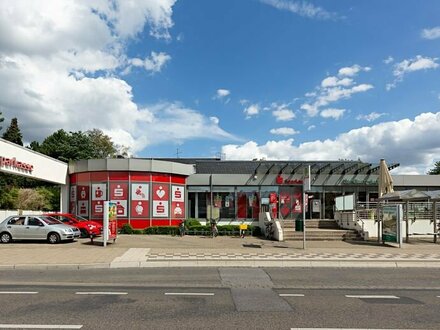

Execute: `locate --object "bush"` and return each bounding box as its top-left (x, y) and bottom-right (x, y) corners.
top-left (120, 223), bottom-right (133, 234)
top-left (144, 226), bottom-right (178, 235)
top-left (185, 218), bottom-right (202, 228)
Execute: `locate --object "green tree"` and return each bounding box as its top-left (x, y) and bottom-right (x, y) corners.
top-left (16, 188), bottom-right (52, 210)
top-left (87, 128), bottom-right (118, 158)
top-left (38, 128), bottom-right (119, 162)
top-left (2, 117), bottom-right (23, 145)
top-left (428, 161), bottom-right (440, 175)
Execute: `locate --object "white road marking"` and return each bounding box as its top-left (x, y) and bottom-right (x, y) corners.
top-left (164, 292), bottom-right (215, 296)
top-left (345, 295), bottom-right (400, 299)
top-left (279, 293), bottom-right (305, 297)
top-left (0, 325), bottom-right (82, 329)
top-left (0, 291), bottom-right (38, 294)
top-left (75, 292), bottom-right (127, 295)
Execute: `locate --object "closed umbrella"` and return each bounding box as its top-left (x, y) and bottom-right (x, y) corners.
top-left (378, 159), bottom-right (394, 197)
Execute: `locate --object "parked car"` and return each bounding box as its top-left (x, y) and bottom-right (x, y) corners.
top-left (0, 215), bottom-right (80, 244)
top-left (44, 213), bottom-right (103, 238)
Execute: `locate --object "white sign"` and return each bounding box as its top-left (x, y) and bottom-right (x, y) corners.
top-left (111, 200), bottom-right (127, 217)
top-left (153, 201), bottom-right (169, 217)
top-left (131, 183), bottom-right (149, 201)
top-left (92, 183), bottom-right (107, 201)
top-left (70, 186), bottom-right (76, 202)
top-left (172, 185), bottom-right (184, 202)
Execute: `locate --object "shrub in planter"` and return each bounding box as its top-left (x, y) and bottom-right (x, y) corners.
top-left (144, 226), bottom-right (178, 235)
top-left (120, 223), bottom-right (134, 234)
top-left (185, 218), bottom-right (202, 228)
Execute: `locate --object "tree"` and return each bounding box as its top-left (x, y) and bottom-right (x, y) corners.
top-left (2, 117), bottom-right (23, 145)
top-left (15, 188), bottom-right (52, 210)
top-left (38, 128), bottom-right (119, 162)
top-left (428, 161), bottom-right (440, 175)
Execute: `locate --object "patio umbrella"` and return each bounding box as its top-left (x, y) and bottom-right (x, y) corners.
top-left (378, 159), bottom-right (394, 197)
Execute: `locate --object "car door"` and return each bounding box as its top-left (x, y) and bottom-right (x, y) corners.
top-left (5, 216), bottom-right (27, 239)
top-left (25, 217), bottom-right (47, 240)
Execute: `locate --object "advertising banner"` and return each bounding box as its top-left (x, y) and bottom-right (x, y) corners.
top-left (92, 183), bottom-right (107, 201)
top-left (110, 183), bottom-right (128, 200)
top-left (382, 205), bottom-right (403, 245)
top-left (77, 201), bottom-right (89, 217)
top-left (91, 200), bottom-right (104, 218)
top-left (103, 201), bottom-right (118, 247)
top-left (77, 185), bottom-right (89, 201)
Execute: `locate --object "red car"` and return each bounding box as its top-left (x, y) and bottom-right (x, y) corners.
top-left (44, 213), bottom-right (102, 238)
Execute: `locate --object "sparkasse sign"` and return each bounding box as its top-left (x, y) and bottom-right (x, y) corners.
top-left (0, 156), bottom-right (34, 173)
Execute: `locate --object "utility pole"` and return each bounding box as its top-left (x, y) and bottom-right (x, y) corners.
top-left (176, 148), bottom-right (182, 158)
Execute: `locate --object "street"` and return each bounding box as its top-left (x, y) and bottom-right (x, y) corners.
top-left (0, 267), bottom-right (439, 329)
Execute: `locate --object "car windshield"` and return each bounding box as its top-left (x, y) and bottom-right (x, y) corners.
top-left (40, 216), bottom-right (63, 225)
top-left (75, 215), bottom-right (89, 222)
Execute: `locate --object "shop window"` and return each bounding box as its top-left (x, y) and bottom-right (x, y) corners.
top-left (237, 188), bottom-right (259, 219)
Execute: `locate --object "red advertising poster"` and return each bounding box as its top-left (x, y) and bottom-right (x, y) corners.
top-left (91, 200), bottom-right (104, 218)
top-left (110, 183), bottom-right (128, 200)
top-left (77, 186), bottom-right (89, 201)
top-left (78, 201), bottom-right (89, 217)
top-left (131, 200), bottom-right (149, 218)
top-left (171, 202), bottom-right (184, 218)
top-left (293, 193), bottom-right (302, 213)
top-left (152, 184), bottom-right (169, 201)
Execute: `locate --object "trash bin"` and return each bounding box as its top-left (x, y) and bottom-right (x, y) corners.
top-left (295, 218), bottom-right (304, 232)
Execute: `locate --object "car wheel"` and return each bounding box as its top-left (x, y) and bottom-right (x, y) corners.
top-left (47, 232), bottom-right (61, 244)
top-left (80, 229), bottom-right (89, 238)
top-left (0, 232), bottom-right (12, 243)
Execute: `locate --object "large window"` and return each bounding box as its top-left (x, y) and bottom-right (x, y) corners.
top-left (237, 187), bottom-right (260, 219)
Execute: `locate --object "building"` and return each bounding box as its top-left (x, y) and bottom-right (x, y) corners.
top-left (2, 137), bottom-right (440, 228)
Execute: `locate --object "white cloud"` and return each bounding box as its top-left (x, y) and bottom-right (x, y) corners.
top-left (356, 112), bottom-right (386, 122)
top-left (213, 89), bottom-right (231, 103)
top-left (0, 0), bottom-right (238, 154)
top-left (260, 0), bottom-right (339, 20)
top-left (421, 27), bottom-right (440, 40)
top-left (321, 76), bottom-right (353, 88)
top-left (130, 51), bottom-right (171, 73)
top-left (338, 65), bottom-right (371, 77)
top-left (320, 108), bottom-right (345, 120)
top-left (272, 104), bottom-right (295, 121)
top-left (387, 55), bottom-right (439, 90)
top-left (270, 127), bottom-right (299, 136)
top-left (222, 112), bottom-right (440, 174)
top-left (244, 104), bottom-right (260, 119)
top-left (215, 89), bottom-right (231, 98)
top-left (307, 125), bottom-right (316, 131)
top-left (383, 56), bottom-right (394, 64)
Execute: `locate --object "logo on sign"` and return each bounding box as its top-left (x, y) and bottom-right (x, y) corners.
top-left (114, 185), bottom-right (124, 197)
top-left (156, 186), bottom-right (165, 199)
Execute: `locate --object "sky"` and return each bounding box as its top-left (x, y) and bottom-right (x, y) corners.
top-left (0, 0), bottom-right (439, 174)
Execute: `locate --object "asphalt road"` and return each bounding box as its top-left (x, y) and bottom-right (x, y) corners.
top-left (0, 268), bottom-right (439, 329)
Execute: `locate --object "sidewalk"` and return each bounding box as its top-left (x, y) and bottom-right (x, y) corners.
top-left (0, 235), bottom-right (440, 269)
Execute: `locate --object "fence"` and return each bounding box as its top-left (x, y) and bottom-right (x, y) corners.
top-left (335, 201), bottom-right (440, 242)
top-left (0, 210), bottom-right (44, 220)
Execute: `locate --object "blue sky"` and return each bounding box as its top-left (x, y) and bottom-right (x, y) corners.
top-left (1, 0), bottom-right (440, 174)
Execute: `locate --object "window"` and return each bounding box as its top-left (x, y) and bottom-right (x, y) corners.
top-left (8, 217), bottom-right (25, 225)
top-left (28, 218), bottom-right (42, 226)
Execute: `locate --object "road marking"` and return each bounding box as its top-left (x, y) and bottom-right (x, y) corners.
top-left (0, 291), bottom-right (38, 294)
top-left (75, 292), bottom-right (127, 295)
top-left (279, 293), bottom-right (305, 297)
top-left (164, 292), bottom-right (215, 296)
top-left (0, 325), bottom-right (82, 329)
top-left (345, 295), bottom-right (400, 299)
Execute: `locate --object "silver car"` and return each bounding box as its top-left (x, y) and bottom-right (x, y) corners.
top-left (0, 215), bottom-right (81, 244)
